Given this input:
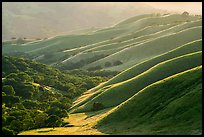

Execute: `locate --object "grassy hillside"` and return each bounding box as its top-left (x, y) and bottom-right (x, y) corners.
top-left (69, 23), bottom-right (178, 54)
top-left (17, 66), bottom-right (202, 135)
top-left (115, 14), bottom-right (154, 26)
top-left (2, 28), bottom-right (124, 54)
top-left (86, 22), bottom-right (200, 52)
top-left (114, 14), bottom-right (199, 35)
top-left (103, 39), bottom-right (202, 86)
top-left (60, 23), bottom-right (201, 71)
top-left (69, 39), bottom-right (202, 111)
top-left (68, 20), bottom-right (201, 60)
top-left (91, 19), bottom-right (201, 50)
top-left (73, 51), bottom-right (202, 112)
top-left (84, 26), bottom-right (202, 71)
top-left (96, 66), bottom-right (202, 135)
top-left (61, 18), bottom-right (201, 69)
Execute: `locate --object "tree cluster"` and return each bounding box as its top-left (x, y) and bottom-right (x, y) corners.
top-left (2, 55), bottom-right (110, 135)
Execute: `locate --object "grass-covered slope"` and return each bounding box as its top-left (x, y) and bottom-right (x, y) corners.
top-left (2, 29), bottom-right (123, 54)
top-left (88, 17), bottom-right (201, 50)
top-left (103, 39), bottom-right (202, 86)
top-left (73, 51), bottom-right (202, 112)
top-left (66, 20), bottom-right (201, 66)
top-left (115, 14), bottom-right (154, 26)
top-left (61, 19), bottom-right (201, 68)
top-left (87, 20), bottom-right (201, 52)
top-left (84, 26), bottom-right (202, 71)
top-left (73, 23), bottom-right (178, 54)
top-left (69, 39), bottom-right (202, 111)
top-left (115, 14), bottom-right (199, 33)
top-left (96, 66), bottom-right (202, 135)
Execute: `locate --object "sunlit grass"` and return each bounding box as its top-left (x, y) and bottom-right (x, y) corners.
top-left (96, 66), bottom-right (202, 135)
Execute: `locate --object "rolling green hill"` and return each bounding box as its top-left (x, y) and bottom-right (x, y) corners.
top-left (73, 51), bottom-right (202, 113)
top-left (62, 17), bottom-right (201, 69)
top-left (103, 39), bottom-right (202, 86)
top-left (69, 39), bottom-right (202, 111)
top-left (96, 65), bottom-right (202, 135)
top-left (65, 20), bottom-right (201, 64)
top-left (69, 40), bottom-right (202, 112)
top-left (84, 26), bottom-right (202, 71)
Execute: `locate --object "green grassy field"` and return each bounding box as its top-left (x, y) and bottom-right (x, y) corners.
top-left (96, 66), bottom-right (202, 135)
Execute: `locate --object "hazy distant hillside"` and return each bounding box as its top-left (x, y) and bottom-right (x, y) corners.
top-left (2, 2), bottom-right (163, 40)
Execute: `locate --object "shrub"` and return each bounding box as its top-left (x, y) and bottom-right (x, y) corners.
top-left (93, 102), bottom-right (104, 111)
top-left (104, 62), bottom-right (112, 67)
top-left (46, 115), bottom-right (63, 128)
top-left (113, 60), bottom-right (123, 66)
top-left (182, 11), bottom-right (189, 17)
top-left (16, 38), bottom-right (25, 44)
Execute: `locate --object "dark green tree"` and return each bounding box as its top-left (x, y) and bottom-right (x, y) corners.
top-left (34, 112), bottom-right (48, 128)
top-left (13, 103), bottom-right (25, 110)
top-left (2, 85), bottom-right (15, 95)
top-left (22, 100), bottom-right (39, 109)
top-left (46, 115), bottom-right (63, 129)
top-left (2, 127), bottom-right (16, 135)
top-left (22, 119), bottom-right (35, 130)
top-left (9, 120), bottom-right (23, 133)
top-left (5, 116), bottom-right (16, 125)
top-left (2, 95), bottom-right (20, 107)
top-left (17, 72), bottom-right (34, 83)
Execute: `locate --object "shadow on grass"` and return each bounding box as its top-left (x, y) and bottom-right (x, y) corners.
top-left (84, 107), bottom-right (113, 120)
top-left (37, 129), bottom-right (55, 133)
